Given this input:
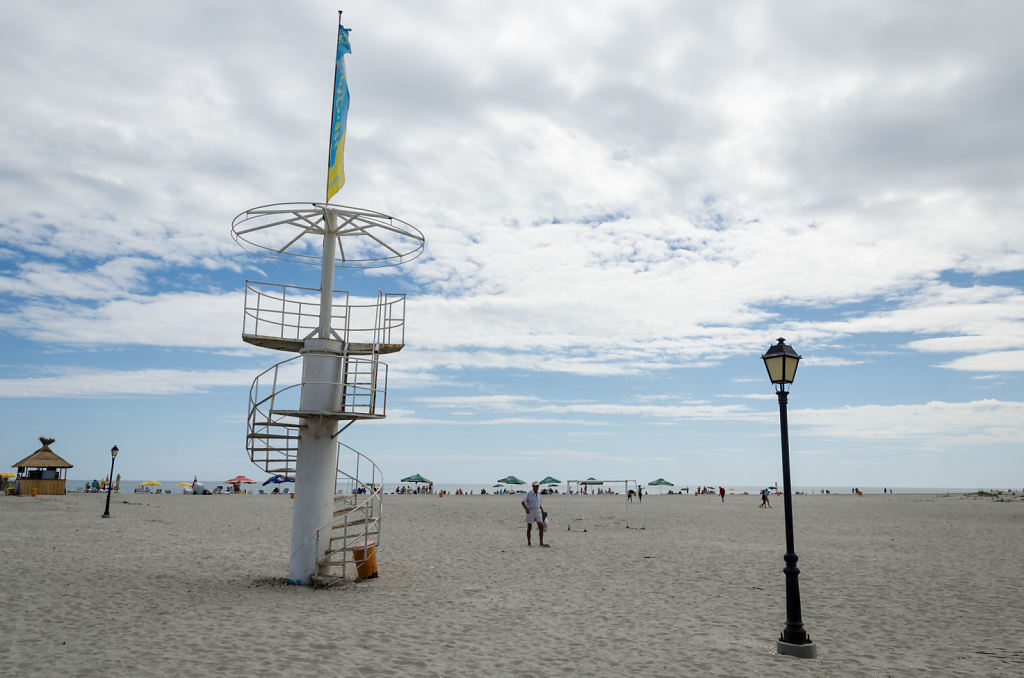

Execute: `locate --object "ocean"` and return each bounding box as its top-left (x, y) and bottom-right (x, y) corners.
top-left (61, 479), bottom-right (1010, 496)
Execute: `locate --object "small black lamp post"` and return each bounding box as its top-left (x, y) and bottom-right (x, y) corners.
top-left (761, 338), bottom-right (816, 658)
top-left (101, 445), bottom-right (119, 519)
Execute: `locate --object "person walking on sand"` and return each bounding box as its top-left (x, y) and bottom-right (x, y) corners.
top-left (719, 486), bottom-right (726, 502)
top-left (522, 481), bottom-right (548, 547)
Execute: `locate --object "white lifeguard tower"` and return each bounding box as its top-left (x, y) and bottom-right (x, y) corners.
top-left (232, 202), bottom-right (423, 586)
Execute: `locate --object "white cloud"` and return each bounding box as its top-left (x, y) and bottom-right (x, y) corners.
top-left (412, 394), bottom-right (540, 410)
top-left (797, 399), bottom-right (1024, 446)
top-left (908, 334), bottom-right (1024, 354)
top-left (937, 351), bottom-right (1024, 372)
top-left (0, 291), bottom-right (240, 347)
top-left (0, 366), bottom-right (255, 398)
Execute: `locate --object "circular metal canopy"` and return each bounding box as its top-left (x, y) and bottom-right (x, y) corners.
top-left (231, 202), bottom-right (425, 268)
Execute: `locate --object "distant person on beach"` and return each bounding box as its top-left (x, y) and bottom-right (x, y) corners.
top-left (760, 489), bottom-right (771, 508)
top-left (522, 481), bottom-right (548, 547)
top-left (719, 486), bottom-right (725, 502)
top-left (637, 486), bottom-right (643, 503)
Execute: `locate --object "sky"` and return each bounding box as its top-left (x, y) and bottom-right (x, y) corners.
top-left (1, 1), bottom-right (1022, 489)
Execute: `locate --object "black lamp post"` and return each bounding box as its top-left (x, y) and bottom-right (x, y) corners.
top-left (101, 445), bottom-right (119, 519)
top-left (761, 338), bottom-right (816, 658)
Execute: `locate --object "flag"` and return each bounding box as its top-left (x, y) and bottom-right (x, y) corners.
top-left (326, 24), bottom-right (352, 202)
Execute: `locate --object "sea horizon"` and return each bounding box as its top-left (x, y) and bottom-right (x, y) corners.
top-left (62, 478), bottom-right (1016, 496)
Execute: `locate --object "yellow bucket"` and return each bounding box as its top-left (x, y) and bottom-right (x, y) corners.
top-left (352, 541), bottom-right (378, 579)
top-left (30, 488), bottom-right (38, 497)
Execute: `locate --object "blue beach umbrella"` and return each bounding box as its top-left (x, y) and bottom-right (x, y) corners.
top-left (263, 474), bottom-right (294, 486)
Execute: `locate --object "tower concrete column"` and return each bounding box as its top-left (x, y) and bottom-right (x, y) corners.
top-left (289, 338), bottom-right (344, 583)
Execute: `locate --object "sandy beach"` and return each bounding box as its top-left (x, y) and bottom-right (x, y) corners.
top-left (1, 490), bottom-right (1022, 676)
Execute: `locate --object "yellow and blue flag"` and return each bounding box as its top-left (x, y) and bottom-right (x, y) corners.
top-left (326, 24), bottom-right (352, 201)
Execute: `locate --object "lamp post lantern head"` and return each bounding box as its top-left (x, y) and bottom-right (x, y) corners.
top-left (111, 445), bottom-right (119, 458)
top-left (762, 337), bottom-right (801, 391)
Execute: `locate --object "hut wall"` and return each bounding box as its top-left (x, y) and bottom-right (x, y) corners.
top-left (18, 478), bottom-right (67, 496)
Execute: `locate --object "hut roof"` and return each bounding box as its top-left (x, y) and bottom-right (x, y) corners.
top-left (11, 437), bottom-right (73, 469)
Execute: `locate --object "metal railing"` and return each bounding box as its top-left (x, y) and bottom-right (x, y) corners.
top-left (246, 357), bottom-right (303, 474)
top-left (314, 443), bottom-right (384, 586)
top-left (243, 281), bottom-right (406, 347)
top-left (246, 356), bottom-right (389, 473)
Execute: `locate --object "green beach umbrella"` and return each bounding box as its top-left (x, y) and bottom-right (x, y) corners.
top-left (497, 475), bottom-right (525, 485)
top-left (400, 474), bottom-right (431, 484)
top-left (581, 477), bottom-right (603, 485)
top-left (539, 476), bottom-right (561, 485)
top-left (648, 477), bottom-right (674, 494)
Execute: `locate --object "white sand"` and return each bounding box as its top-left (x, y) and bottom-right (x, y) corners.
top-left (2, 490), bottom-right (1022, 676)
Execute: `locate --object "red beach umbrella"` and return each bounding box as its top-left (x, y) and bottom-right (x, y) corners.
top-left (225, 475), bottom-right (256, 484)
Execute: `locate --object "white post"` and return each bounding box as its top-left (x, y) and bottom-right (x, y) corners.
top-left (625, 480), bottom-right (630, 528)
top-left (289, 415), bottom-right (339, 583)
top-left (565, 483), bottom-right (572, 531)
top-left (318, 210), bottom-right (337, 340)
top-left (288, 209), bottom-right (344, 583)
top-left (579, 483), bottom-right (588, 532)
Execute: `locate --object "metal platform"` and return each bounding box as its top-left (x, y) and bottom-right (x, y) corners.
top-left (242, 335), bottom-right (403, 354)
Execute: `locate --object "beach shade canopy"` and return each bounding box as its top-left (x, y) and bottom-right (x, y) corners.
top-left (137, 480), bottom-right (161, 487)
top-left (176, 481), bottom-right (192, 487)
top-left (262, 474), bottom-right (294, 485)
top-left (648, 478), bottom-right (674, 486)
top-left (539, 476), bottom-right (561, 485)
top-left (497, 475), bottom-right (525, 485)
top-left (581, 477), bottom-right (604, 485)
top-left (400, 474), bottom-right (431, 484)
top-left (225, 475), bottom-right (256, 484)
top-left (1, 472), bottom-right (15, 479)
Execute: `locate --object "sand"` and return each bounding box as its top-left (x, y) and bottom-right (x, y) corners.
top-left (1, 490), bottom-right (1022, 676)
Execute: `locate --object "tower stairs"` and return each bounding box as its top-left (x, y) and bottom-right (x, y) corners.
top-left (243, 282), bottom-right (399, 585)
top-left (233, 202), bottom-right (423, 586)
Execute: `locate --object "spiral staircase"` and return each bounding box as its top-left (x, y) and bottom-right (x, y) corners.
top-left (232, 203), bottom-right (423, 586)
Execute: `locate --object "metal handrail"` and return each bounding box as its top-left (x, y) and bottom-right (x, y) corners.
top-left (313, 442), bottom-right (384, 585)
top-left (247, 356), bottom-right (389, 422)
top-left (243, 281), bottom-right (406, 346)
top-left (246, 360), bottom-right (386, 585)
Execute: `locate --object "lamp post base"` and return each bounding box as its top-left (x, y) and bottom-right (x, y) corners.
top-left (101, 514), bottom-right (110, 518)
top-left (777, 639), bottom-right (817, 658)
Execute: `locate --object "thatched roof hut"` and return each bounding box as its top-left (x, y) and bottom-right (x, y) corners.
top-left (10, 437), bottom-right (73, 496)
top-left (12, 437), bottom-right (74, 470)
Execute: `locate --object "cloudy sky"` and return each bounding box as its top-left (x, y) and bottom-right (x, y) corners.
top-left (2, 1), bottom-right (1021, 489)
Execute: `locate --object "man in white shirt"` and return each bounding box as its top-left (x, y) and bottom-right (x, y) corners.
top-left (521, 481), bottom-right (548, 547)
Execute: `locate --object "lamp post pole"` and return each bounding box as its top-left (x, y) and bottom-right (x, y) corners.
top-left (761, 337), bottom-right (816, 658)
top-left (776, 389), bottom-right (814, 654)
top-left (102, 445), bottom-right (118, 518)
